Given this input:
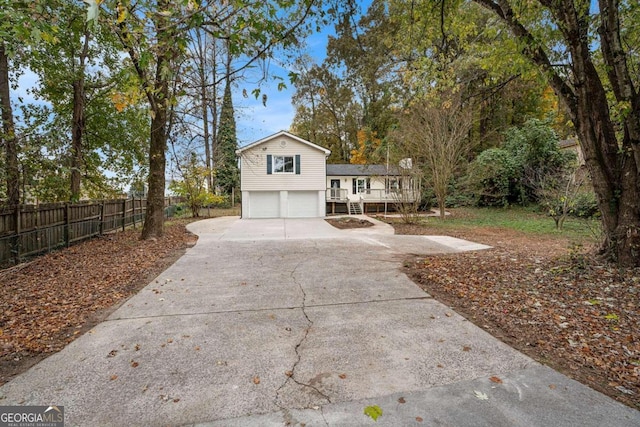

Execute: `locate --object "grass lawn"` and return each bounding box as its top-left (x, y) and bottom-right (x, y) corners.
top-left (413, 206), bottom-right (600, 243)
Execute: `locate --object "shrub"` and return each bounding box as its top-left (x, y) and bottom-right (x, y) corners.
top-left (572, 192), bottom-right (599, 218)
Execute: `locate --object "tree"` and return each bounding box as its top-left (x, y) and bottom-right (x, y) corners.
top-left (28, 0), bottom-right (147, 201)
top-left (470, 0), bottom-right (640, 265)
top-left (169, 151), bottom-right (216, 217)
top-left (393, 92), bottom-right (474, 219)
top-left (90, 0), bottom-right (323, 239)
top-left (291, 60), bottom-right (360, 162)
top-left (0, 41), bottom-right (17, 206)
top-left (214, 77), bottom-right (238, 195)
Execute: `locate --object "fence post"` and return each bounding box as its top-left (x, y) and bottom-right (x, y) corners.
top-left (99, 200), bottom-right (105, 235)
top-left (64, 203), bottom-right (71, 247)
top-left (132, 197), bottom-right (137, 229)
top-left (13, 204), bottom-right (21, 264)
top-left (122, 199), bottom-right (126, 231)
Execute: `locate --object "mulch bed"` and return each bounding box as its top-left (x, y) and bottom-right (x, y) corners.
top-left (325, 217), bottom-right (374, 229)
top-left (395, 222), bottom-right (640, 410)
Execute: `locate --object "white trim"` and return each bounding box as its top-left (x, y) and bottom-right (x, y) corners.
top-left (236, 130), bottom-right (331, 156)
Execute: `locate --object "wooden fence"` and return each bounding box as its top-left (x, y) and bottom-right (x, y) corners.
top-left (0, 197), bottom-right (181, 266)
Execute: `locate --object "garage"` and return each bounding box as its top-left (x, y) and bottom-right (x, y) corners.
top-left (236, 131), bottom-right (331, 219)
top-left (287, 191), bottom-right (319, 217)
top-left (247, 191), bottom-right (279, 218)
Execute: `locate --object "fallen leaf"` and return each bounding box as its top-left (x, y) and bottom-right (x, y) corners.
top-left (110, 374), bottom-right (118, 381)
top-left (253, 376), bottom-right (260, 384)
top-left (339, 373), bottom-right (347, 379)
top-left (549, 384), bottom-right (556, 390)
top-left (364, 405), bottom-right (383, 421)
top-left (463, 346), bottom-right (472, 352)
top-left (173, 398), bottom-right (180, 403)
top-left (130, 360), bottom-right (139, 368)
top-left (416, 416), bottom-right (423, 422)
top-left (285, 371), bottom-right (293, 377)
top-left (474, 390), bottom-right (489, 400)
top-left (445, 312), bottom-right (452, 317)
top-left (489, 376), bottom-right (503, 384)
top-left (398, 397), bottom-right (406, 404)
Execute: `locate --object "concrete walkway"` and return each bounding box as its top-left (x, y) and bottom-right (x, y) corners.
top-left (1, 217), bottom-right (638, 426)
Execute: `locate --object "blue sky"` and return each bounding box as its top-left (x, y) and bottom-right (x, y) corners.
top-left (233, 16), bottom-right (341, 147)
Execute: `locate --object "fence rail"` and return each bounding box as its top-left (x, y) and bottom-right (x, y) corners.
top-left (0, 197), bottom-right (181, 266)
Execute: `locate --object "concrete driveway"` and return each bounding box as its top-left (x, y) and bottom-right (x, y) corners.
top-left (1, 217), bottom-right (638, 426)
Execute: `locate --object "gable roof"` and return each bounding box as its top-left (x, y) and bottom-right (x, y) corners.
top-left (236, 130), bottom-right (331, 156)
top-left (326, 164), bottom-right (400, 176)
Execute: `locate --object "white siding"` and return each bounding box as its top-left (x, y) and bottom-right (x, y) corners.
top-left (239, 134), bottom-right (327, 191)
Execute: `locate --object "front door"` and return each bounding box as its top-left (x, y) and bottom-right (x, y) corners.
top-left (330, 179), bottom-right (341, 199)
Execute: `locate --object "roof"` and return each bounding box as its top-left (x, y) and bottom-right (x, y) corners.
top-left (236, 130), bottom-right (331, 155)
top-left (326, 164), bottom-right (400, 176)
top-left (559, 138), bottom-right (579, 149)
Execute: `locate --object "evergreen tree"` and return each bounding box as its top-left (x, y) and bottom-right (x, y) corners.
top-left (214, 79), bottom-right (238, 195)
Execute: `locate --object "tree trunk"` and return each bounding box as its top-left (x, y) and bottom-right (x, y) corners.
top-left (70, 78), bottom-right (85, 201)
top-left (0, 42), bottom-right (19, 207)
top-left (70, 28), bottom-right (90, 202)
top-left (141, 4), bottom-right (173, 240)
top-left (141, 100), bottom-right (167, 239)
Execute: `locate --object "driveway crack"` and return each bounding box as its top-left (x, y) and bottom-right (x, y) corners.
top-left (275, 261), bottom-right (332, 408)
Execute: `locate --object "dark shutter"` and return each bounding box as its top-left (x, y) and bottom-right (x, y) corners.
top-left (295, 155), bottom-right (301, 174)
top-left (266, 154), bottom-right (272, 174)
top-left (352, 178), bottom-right (356, 194)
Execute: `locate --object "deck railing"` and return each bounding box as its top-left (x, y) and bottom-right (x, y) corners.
top-left (325, 188), bottom-right (418, 203)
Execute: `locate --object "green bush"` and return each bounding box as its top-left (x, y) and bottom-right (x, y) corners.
top-left (468, 148), bottom-right (520, 207)
top-left (207, 194), bottom-right (232, 209)
top-left (572, 192), bottom-right (599, 218)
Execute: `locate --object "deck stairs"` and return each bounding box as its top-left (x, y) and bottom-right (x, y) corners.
top-left (348, 202), bottom-right (363, 215)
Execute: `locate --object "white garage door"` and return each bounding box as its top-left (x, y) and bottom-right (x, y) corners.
top-left (288, 191), bottom-right (319, 217)
top-left (248, 191), bottom-right (280, 218)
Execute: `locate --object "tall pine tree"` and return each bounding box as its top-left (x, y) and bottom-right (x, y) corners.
top-left (214, 78), bottom-right (238, 196)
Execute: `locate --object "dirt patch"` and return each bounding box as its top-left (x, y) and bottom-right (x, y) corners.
top-left (0, 219), bottom-right (197, 386)
top-left (395, 222), bottom-right (640, 410)
top-left (325, 217), bottom-right (374, 229)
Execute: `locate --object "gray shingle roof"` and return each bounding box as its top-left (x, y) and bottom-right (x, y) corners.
top-left (326, 164), bottom-right (398, 176)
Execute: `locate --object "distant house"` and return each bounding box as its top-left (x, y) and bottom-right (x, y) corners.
top-left (236, 131), bottom-right (418, 218)
top-left (559, 138), bottom-right (585, 166)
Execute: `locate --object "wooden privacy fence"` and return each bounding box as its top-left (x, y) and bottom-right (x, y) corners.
top-left (0, 197), bottom-right (180, 265)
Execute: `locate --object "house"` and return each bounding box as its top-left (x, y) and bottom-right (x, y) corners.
top-left (326, 164), bottom-right (418, 215)
top-left (236, 131), bottom-right (418, 218)
top-left (236, 131), bottom-right (330, 218)
top-left (559, 138), bottom-right (585, 166)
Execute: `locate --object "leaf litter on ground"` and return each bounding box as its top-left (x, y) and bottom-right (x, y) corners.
top-left (0, 219), bottom-right (197, 385)
top-left (397, 222), bottom-right (640, 410)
